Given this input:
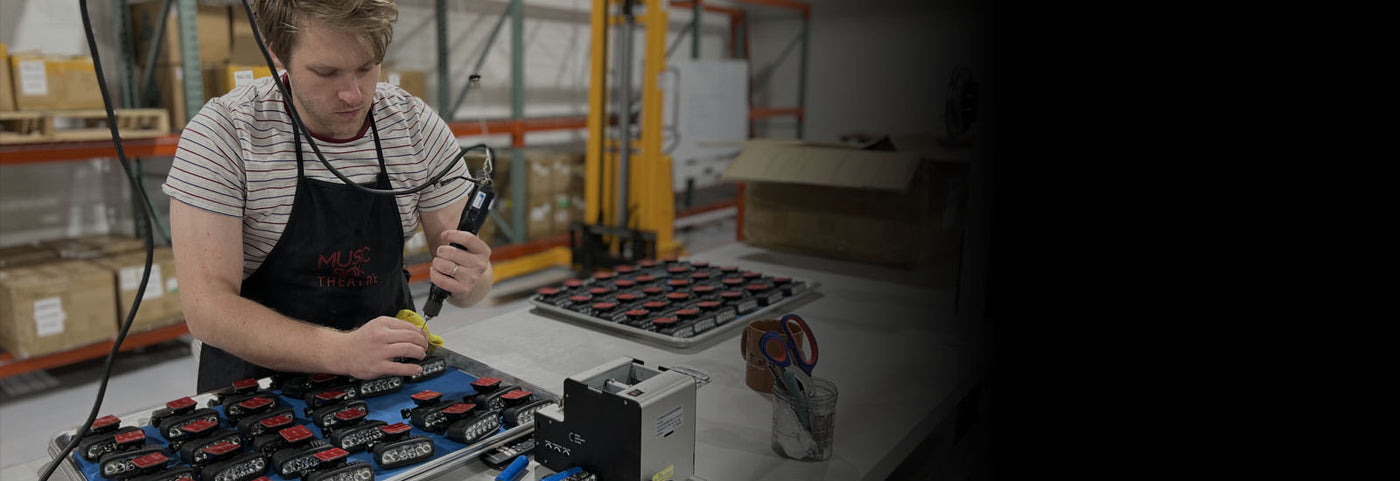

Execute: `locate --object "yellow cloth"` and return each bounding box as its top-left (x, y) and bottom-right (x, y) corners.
top-left (396, 309), bottom-right (444, 347)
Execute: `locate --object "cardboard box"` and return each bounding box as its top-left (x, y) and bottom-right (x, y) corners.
top-left (1, 43), bottom-right (15, 112)
top-left (0, 244), bottom-right (57, 269)
top-left (722, 136), bottom-right (970, 266)
top-left (205, 64), bottom-right (274, 99)
top-left (0, 260), bottom-right (119, 359)
top-left (89, 247), bottom-right (183, 333)
top-left (130, 0), bottom-right (232, 66)
top-left (7, 54), bottom-right (103, 110)
top-left (527, 197), bottom-right (554, 240)
top-left (39, 235), bottom-right (145, 260)
top-left (380, 70), bottom-right (427, 100)
top-left (147, 63), bottom-right (187, 126)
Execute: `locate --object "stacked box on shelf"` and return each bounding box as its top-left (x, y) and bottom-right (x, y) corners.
top-left (0, 260), bottom-right (119, 359)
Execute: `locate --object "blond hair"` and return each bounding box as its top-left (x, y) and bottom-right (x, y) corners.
top-left (250, 0), bottom-right (398, 65)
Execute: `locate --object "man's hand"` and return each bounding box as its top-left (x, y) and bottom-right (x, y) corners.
top-left (429, 230), bottom-right (492, 303)
top-left (331, 316), bottom-right (431, 380)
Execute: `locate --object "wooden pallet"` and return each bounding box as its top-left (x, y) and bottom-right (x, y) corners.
top-left (0, 111), bottom-right (47, 144)
top-left (0, 108), bottom-right (170, 144)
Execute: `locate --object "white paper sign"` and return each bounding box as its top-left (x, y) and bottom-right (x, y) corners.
top-left (33, 297), bottom-right (66, 337)
top-left (18, 60), bottom-right (48, 96)
top-left (233, 70), bottom-right (256, 87)
top-left (388, 72), bottom-right (401, 86)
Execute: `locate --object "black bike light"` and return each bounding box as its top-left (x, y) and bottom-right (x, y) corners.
top-left (372, 436), bottom-right (435, 469)
top-left (305, 462), bottom-right (373, 481)
top-left (250, 425), bottom-right (319, 456)
top-left (99, 447), bottom-right (167, 479)
top-left (500, 389), bottom-right (533, 408)
top-left (150, 397), bottom-right (198, 428)
top-left (277, 374), bottom-right (344, 398)
top-left (79, 426), bottom-right (145, 461)
top-left (501, 399), bottom-right (555, 428)
top-left (444, 411), bottom-right (500, 445)
top-left (179, 430), bottom-right (244, 466)
top-left (308, 400), bottom-right (369, 430)
top-left (326, 420), bottom-right (386, 453)
top-left (90, 415), bottom-right (122, 435)
top-left (371, 423), bottom-right (413, 449)
top-left (200, 452), bottom-right (268, 481)
top-left (470, 377), bottom-right (502, 395)
top-left (224, 396), bottom-right (277, 424)
top-left (406, 356), bottom-right (447, 383)
top-left (158, 409), bottom-right (221, 443)
top-left (303, 388), bottom-right (355, 409)
top-left (355, 375), bottom-right (404, 398)
top-left (128, 465), bottom-right (195, 481)
top-left (472, 384), bottom-right (519, 412)
top-left (407, 401), bottom-right (473, 433)
top-left (237, 408), bottom-right (295, 438)
top-left (272, 445), bottom-right (344, 479)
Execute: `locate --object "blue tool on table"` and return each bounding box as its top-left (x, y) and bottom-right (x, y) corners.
top-left (760, 313), bottom-right (820, 429)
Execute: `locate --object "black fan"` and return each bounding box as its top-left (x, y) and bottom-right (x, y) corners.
top-left (942, 65), bottom-right (979, 147)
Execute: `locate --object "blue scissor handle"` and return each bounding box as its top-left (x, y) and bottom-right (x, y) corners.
top-left (759, 331), bottom-right (811, 429)
top-left (780, 313), bottom-right (819, 376)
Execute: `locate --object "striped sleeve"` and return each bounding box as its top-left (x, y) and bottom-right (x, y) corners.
top-left (162, 99), bottom-right (247, 218)
top-left (406, 95), bottom-right (472, 212)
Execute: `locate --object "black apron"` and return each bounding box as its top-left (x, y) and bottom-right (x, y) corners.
top-left (197, 112), bottom-right (415, 392)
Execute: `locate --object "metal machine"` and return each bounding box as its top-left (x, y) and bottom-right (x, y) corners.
top-left (534, 357), bottom-right (697, 481)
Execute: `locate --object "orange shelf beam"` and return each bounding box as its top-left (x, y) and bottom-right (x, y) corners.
top-left (0, 135), bottom-right (181, 165)
top-left (0, 322), bottom-right (190, 379)
top-left (407, 233), bottom-right (573, 283)
top-left (447, 116), bottom-right (588, 138)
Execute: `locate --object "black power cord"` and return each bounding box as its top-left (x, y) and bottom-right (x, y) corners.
top-left (37, 2), bottom-right (162, 480)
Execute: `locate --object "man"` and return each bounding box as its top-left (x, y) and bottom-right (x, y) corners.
top-left (163, 0), bottom-right (492, 392)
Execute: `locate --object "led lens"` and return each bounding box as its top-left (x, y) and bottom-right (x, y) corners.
top-left (328, 420), bottom-right (386, 452)
top-left (373, 437), bottom-right (435, 469)
top-left (204, 453), bottom-right (268, 481)
top-left (305, 462), bottom-right (374, 481)
top-left (444, 412), bottom-right (500, 445)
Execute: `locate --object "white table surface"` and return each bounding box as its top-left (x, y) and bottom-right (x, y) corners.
top-left (429, 242), bottom-right (988, 481)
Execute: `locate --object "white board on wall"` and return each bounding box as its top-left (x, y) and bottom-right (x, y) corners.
top-left (665, 59), bottom-right (748, 191)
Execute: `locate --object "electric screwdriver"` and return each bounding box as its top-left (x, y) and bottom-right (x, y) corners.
top-left (422, 181), bottom-right (495, 319)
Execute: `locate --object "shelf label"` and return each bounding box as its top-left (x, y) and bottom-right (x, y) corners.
top-left (18, 60), bottom-right (48, 96)
top-left (34, 297), bottom-right (66, 337)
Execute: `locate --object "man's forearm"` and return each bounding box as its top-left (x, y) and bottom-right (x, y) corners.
top-left (185, 292), bottom-right (343, 374)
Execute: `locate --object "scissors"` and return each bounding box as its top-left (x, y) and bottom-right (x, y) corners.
top-left (759, 314), bottom-right (819, 429)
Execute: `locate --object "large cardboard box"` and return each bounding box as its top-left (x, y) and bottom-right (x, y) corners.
top-left (0, 43), bottom-right (15, 112)
top-left (0, 244), bottom-right (57, 269)
top-left (229, 3), bottom-right (266, 66)
top-left (39, 234), bottom-right (145, 260)
top-left (205, 64), bottom-right (274, 99)
top-left (89, 247), bottom-right (183, 333)
top-left (379, 70), bottom-right (427, 100)
top-left (0, 260), bottom-right (119, 359)
top-left (7, 54), bottom-right (103, 110)
top-left (130, 0), bottom-right (232, 66)
top-left (722, 136), bottom-right (970, 267)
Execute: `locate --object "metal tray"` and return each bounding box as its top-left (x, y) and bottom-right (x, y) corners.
top-left (45, 347), bottom-right (557, 481)
top-left (528, 276), bottom-right (820, 349)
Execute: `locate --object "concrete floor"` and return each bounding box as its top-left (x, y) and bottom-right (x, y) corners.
top-left (0, 217), bottom-right (740, 477)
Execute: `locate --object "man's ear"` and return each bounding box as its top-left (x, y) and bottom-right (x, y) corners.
top-left (267, 44), bottom-right (286, 70)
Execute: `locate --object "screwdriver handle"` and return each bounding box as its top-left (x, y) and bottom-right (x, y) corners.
top-left (422, 183), bottom-right (494, 318)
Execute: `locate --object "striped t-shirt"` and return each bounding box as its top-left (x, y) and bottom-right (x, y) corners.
top-left (161, 75), bottom-right (471, 278)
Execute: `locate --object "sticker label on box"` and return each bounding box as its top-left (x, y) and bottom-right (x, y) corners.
top-left (166, 277), bottom-right (179, 294)
top-left (18, 60), bottom-right (48, 96)
top-left (121, 265), bottom-right (165, 299)
top-left (33, 297), bottom-right (66, 337)
top-left (388, 72), bottom-right (401, 86)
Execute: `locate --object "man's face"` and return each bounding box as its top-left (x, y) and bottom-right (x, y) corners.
top-left (281, 21), bottom-right (381, 139)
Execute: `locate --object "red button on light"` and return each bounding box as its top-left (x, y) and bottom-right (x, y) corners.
top-left (203, 441), bottom-right (240, 456)
top-left (616, 293), bottom-right (639, 302)
top-left (667, 279), bottom-right (689, 287)
top-left (166, 397), bottom-right (196, 410)
top-left (568, 295), bottom-right (592, 303)
top-left (635, 275), bottom-right (656, 282)
top-left (652, 317), bottom-right (678, 326)
top-left (381, 422), bottom-right (412, 435)
top-left (643, 301), bottom-right (669, 309)
top-left (313, 447), bottom-right (349, 463)
top-left (666, 292), bottom-right (690, 300)
top-left (537, 287), bottom-right (560, 296)
top-left (238, 397), bottom-right (273, 410)
top-left (280, 425), bottom-right (314, 443)
top-left (232, 378), bottom-right (259, 391)
top-left (563, 279), bottom-right (584, 287)
top-left (131, 452), bottom-right (168, 469)
top-left (592, 302), bottom-right (618, 310)
top-left (614, 279), bottom-right (635, 287)
top-left (91, 415), bottom-right (120, 430)
top-left (180, 419), bottom-right (217, 434)
top-left (114, 430), bottom-right (145, 443)
top-left (588, 287), bottom-right (610, 295)
top-left (615, 265), bottom-right (636, 273)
